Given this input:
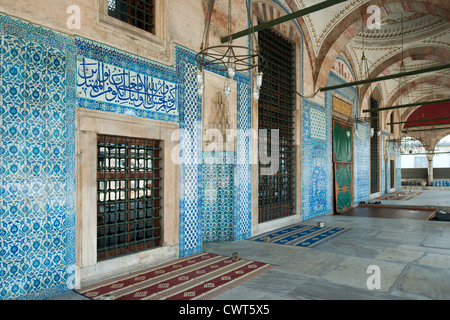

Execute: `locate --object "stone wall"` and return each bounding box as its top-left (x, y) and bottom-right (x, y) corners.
top-left (0, 0), bottom-right (254, 299)
top-left (0, 0), bottom-right (384, 300)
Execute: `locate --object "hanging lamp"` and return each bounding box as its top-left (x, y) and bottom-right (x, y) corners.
top-left (195, 0), bottom-right (265, 100)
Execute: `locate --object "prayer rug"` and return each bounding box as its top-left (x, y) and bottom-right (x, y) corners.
top-left (249, 224), bottom-right (350, 248)
top-left (76, 252), bottom-right (275, 300)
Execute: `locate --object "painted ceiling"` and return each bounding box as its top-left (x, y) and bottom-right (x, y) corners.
top-left (271, 0), bottom-right (449, 137)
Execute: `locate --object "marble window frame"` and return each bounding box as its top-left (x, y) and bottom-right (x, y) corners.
top-left (97, 0), bottom-right (167, 47)
top-left (75, 108), bottom-right (179, 286)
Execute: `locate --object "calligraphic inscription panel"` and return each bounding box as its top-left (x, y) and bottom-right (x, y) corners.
top-left (76, 57), bottom-right (179, 116)
top-left (332, 96), bottom-right (352, 118)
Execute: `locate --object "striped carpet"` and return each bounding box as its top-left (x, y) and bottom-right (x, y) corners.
top-left (76, 252), bottom-right (275, 300)
top-left (249, 224), bottom-right (350, 248)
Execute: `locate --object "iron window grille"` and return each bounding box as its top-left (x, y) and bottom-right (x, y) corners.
top-left (258, 27), bottom-right (296, 223)
top-left (108, 0), bottom-right (155, 34)
top-left (370, 98), bottom-right (380, 194)
top-left (97, 134), bottom-right (162, 261)
top-left (390, 159), bottom-right (395, 189)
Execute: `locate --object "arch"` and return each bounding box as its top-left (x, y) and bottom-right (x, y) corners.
top-left (252, 1), bottom-right (303, 44)
top-left (358, 46), bottom-right (450, 108)
top-left (370, 85), bottom-right (383, 103)
top-left (331, 54), bottom-right (357, 83)
top-left (400, 94), bottom-right (450, 125)
top-left (401, 102), bottom-right (450, 151)
top-left (432, 131), bottom-right (450, 152)
top-left (252, 1), bottom-right (310, 94)
top-left (312, 0), bottom-right (450, 91)
top-left (361, 84), bottom-right (384, 118)
top-left (385, 75), bottom-right (450, 109)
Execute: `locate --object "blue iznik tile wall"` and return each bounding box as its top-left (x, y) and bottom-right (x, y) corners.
top-left (0, 13), bottom-right (253, 299)
top-left (395, 148), bottom-right (402, 192)
top-left (199, 86), bottom-right (252, 243)
top-left (381, 131), bottom-right (389, 194)
top-left (302, 98), bottom-right (333, 220)
top-left (385, 135), bottom-right (402, 193)
top-left (75, 38), bottom-right (253, 257)
top-left (75, 38), bottom-right (180, 122)
top-left (202, 152), bottom-right (235, 242)
top-left (302, 68), bottom-right (371, 220)
top-left (354, 122), bottom-right (370, 203)
top-left (234, 81), bottom-right (252, 241)
top-left (0, 15), bottom-right (77, 300)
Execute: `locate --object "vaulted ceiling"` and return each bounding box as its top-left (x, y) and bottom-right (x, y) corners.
top-left (259, 0), bottom-right (449, 142)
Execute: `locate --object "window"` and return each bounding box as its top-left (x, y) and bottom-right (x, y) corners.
top-left (97, 134), bottom-right (162, 261)
top-left (76, 109), bottom-right (179, 284)
top-left (370, 98), bottom-right (380, 194)
top-left (390, 159), bottom-right (395, 189)
top-left (108, 0), bottom-right (155, 34)
top-left (258, 27), bottom-right (295, 223)
top-left (390, 112), bottom-right (394, 134)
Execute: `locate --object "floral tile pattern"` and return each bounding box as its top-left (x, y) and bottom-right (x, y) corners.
top-left (302, 98), bottom-right (333, 220)
top-left (0, 14), bottom-right (76, 300)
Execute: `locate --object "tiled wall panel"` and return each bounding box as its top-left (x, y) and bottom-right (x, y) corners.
top-left (75, 38), bottom-right (252, 257)
top-left (302, 98), bottom-right (333, 220)
top-left (202, 152), bottom-right (235, 242)
top-left (176, 50), bottom-right (203, 258)
top-left (302, 69), bottom-right (372, 220)
top-left (354, 123), bottom-right (370, 203)
top-left (0, 15), bottom-right (77, 300)
top-left (75, 38), bottom-right (206, 258)
top-left (76, 37), bottom-right (179, 123)
top-left (234, 81), bottom-right (251, 241)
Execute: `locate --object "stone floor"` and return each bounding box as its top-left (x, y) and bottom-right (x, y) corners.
top-left (206, 215), bottom-right (450, 300)
top-left (373, 189), bottom-right (450, 210)
top-left (48, 212), bottom-right (450, 300)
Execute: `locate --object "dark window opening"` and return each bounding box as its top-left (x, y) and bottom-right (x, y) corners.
top-left (390, 159), bottom-right (395, 189)
top-left (370, 98), bottom-right (380, 194)
top-left (390, 112), bottom-right (394, 134)
top-left (258, 27), bottom-right (295, 223)
top-left (108, 0), bottom-right (155, 34)
top-left (97, 134), bottom-right (162, 261)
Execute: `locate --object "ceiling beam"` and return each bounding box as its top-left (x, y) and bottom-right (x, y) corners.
top-left (363, 98), bottom-right (450, 113)
top-left (402, 126), bottom-right (450, 133)
top-left (388, 116), bottom-right (450, 126)
top-left (220, 0), bottom-right (349, 43)
top-left (320, 63), bottom-right (450, 92)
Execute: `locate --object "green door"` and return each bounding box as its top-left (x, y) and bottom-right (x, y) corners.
top-left (333, 120), bottom-right (353, 213)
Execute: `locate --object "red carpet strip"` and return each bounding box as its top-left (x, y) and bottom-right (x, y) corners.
top-left (76, 252), bottom-right (275, 300)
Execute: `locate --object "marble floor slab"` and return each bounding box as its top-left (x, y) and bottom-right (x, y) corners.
top-left (47, 214), bottom-right (450, 300)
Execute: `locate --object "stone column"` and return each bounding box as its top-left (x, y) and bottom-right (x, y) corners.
top-left (427, 154), bottom-right (434, 186)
